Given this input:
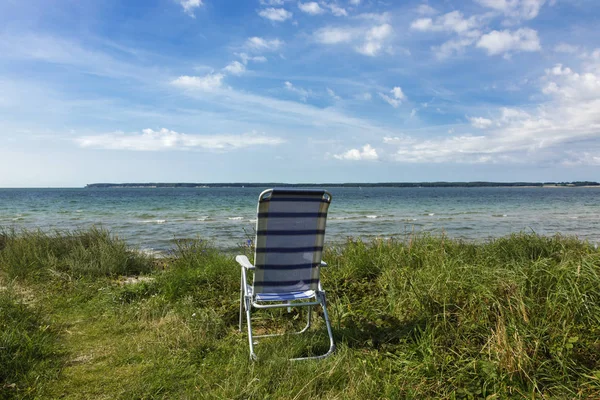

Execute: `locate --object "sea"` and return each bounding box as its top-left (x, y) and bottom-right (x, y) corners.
top-left (1, 187), bottom-right (599, 254)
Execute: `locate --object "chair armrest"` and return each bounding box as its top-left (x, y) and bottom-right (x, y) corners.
top-left (320, 261), bottom-right (328, 267)
top-left (236, 255), bottom-right (255, 270)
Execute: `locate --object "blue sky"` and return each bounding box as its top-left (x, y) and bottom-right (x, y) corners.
top-left (1, 0), bottom-right (600, 186)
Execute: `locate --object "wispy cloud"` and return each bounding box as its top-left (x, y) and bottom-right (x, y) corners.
top-left (178, 0), bottom-right (203, 18)
top-left (284, 81), bottom-right (311, 101)
top-left (0, 33), bottom-right (156, 81)
top-left (246, 37), bottom-right (284, 51)
top-left (327, 88), bottom-right (341, 100)
top-left (76, 128), bottom-right (285, 151)
top-left (223, 61), bottom-right (246, 75)
top-left (411, 4), bottom-right (546, 59)
top-left (475, 0), bottom-right (547, 21)
top-left (326, 3), bottom-right (348, 17)
top-left (382, 61), bottom-right (600, 164)
top-left (314, 23), bottom-right (393, 56)
top-left (378, 86), bottom-right (406, 108)
top-left (237, 53), bottom-right (268, 64)
top-left (469, 116), bottom-right (493, 128)
top-left (258, 7), bottom-right (293, 22)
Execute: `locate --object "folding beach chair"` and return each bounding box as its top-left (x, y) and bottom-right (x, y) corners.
top-left (236, 188), bottom-right (335, 361)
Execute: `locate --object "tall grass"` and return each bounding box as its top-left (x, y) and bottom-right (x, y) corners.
top-left (0, 227), bottom-right (152, 280)
top-left (0, 229), bottom-right (599, 398)
top-left (0, 287), bottom-right (62, 399)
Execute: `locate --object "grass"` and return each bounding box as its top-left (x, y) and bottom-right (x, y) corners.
top-left (0, 228), bottom-right (599, 399)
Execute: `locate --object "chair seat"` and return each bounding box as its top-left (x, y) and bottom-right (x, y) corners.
top-left (253, 290), bottom-right (316, 302)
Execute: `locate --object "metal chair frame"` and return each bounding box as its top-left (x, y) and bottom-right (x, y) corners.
top-left (235, 188), bottom-right (335, 361)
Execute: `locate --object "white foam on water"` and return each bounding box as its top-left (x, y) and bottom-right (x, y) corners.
top-left (249, 219), bottom-right (257, 222)
top-left (366, 215), bottom-right (378, 219)
top-left (156, 220), bottom-right (166, 224)
top-left (228, 217), bottom-right (243, 220)
top-left (197, 216), bottom-right (209, 221)
top-left (428, 213), bottom-right (435, 216)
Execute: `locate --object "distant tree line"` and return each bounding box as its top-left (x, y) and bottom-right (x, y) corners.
top-left (85, 181), bottom-right (600, 188)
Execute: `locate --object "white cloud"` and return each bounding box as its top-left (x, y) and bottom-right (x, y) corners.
top-left (433, 37), bottom-right (478, 59)
top-left (223, 61), bottom-right (246, 75)
top-left (411, 11), bottom-right (484, 58)
top-left (284, 81), bottom-right (311, 101)
top-left (383, 62), bottom-right (600, 164)
top-left (178, 0), bottom-right (203, 17)
top-left (171, 73), bottom-right (224, 91)
top-left (315, 23), bottom-right (393, 56)
top-left (355, 12), bottom-right (390, 23)
top-left (469, 116), bottom-right (493, 128)
top-left (349, 0), bottom-right (361, 5)
top-left (416, 4), bottom-right (437, 15)
top-left (411, 18), bottom-right (433, 31)
top-left (411, 11), bottom-right (479, 35)
top-left (410, 11), bottom-right (488, 59)
top-left (260, 0), bottom-right (284, 4)
top-left (246, 37), bottom-right (284, 51)
top-left (327, 87), bottom-right (341, 100)
top-left (76, 128), bottom-right (285, 151)
top-left (327, 3), bottom-right (348, 17)
top-left (298, 2), bottom-right (324, 15)
top-left (542, 64), bottom-right (600, 101)
top-left (562, 152), bottom-right (600, 167)
top-left (237, 53), bottom-right (268, 64)
top-left (476, 28), bottom-right (541, 56)
top-left (258, 7), bottom-right (293, 21)
top-left (378, 86), bottom-right (406, 108)
top-left (391, 87), bottom-right (405, 100)
top-left (314, 27), bottom-right (355, 44)
top-left (334, 144), bottom-right (378, 160)
top-left (356, 24), bottom-right (393, 56)
top-left (554, 43), bottom-right (579, 54)
top-left (475, 0), bottom-right (546, 21)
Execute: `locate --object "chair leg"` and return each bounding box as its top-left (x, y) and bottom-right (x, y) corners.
top-left (245, 299), bottom-right (257, 360)
top-left (239, 272), bottom-right (244, 332)
top-left (297, 305), bottom-right (312, 334)
top-left (320, 292), bottom-right (336, 356)
top-left (290, 293), bottom-right (335, 361)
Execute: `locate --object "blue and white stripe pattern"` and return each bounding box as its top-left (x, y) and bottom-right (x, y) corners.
top-left (253, 189), bottom-right (331, 294)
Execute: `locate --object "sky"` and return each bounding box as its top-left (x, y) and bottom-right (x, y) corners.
top-left (1, 0), bottom-right (600, 187)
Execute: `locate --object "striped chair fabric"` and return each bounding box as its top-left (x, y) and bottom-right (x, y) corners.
top-left (252, 188), bottom-right (331, 295)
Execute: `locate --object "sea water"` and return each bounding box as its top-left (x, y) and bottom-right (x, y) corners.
top-left (1, 187), bottom-right (599, 253)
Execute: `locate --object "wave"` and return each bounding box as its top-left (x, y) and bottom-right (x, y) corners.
top-left (228, 217), bottom-right (244, 220)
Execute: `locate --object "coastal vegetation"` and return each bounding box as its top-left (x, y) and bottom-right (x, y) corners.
top-left (1, 228), bottom-right (599, 398)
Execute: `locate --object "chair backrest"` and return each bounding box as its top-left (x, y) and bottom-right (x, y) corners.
top-left (252, 188), bottom-right (332, 294)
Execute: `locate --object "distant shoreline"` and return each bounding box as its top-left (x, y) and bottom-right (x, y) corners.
top-left (85, 181), bottom-right (600, 189)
